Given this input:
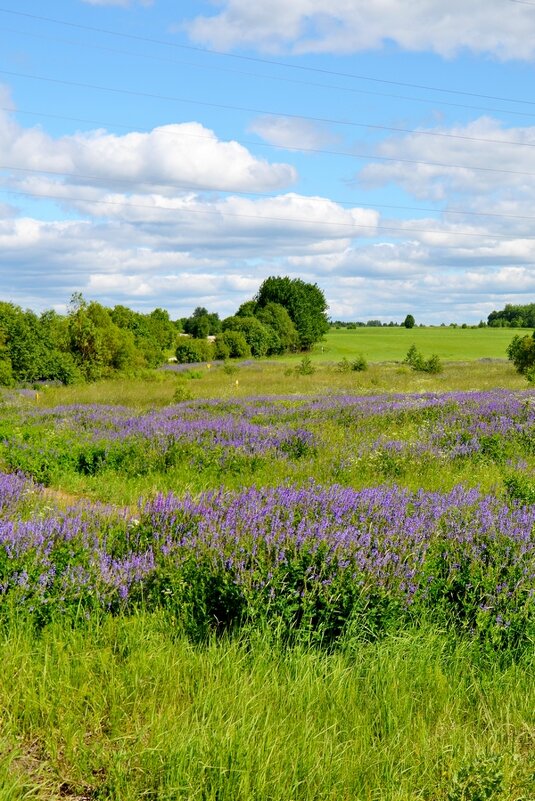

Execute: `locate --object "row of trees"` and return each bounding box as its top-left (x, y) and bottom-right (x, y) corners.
top-left (0, 277), bottom-right (330, 384)
top-left (176, 277), bottom-right (329, 362)
top-left (488, 303), bottom-right (535, 328)
top-left (0, 294), bottom-right (177, 385)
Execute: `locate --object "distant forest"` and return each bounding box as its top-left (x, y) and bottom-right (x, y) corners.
top-left (487, 303), bottom-right (535, 328)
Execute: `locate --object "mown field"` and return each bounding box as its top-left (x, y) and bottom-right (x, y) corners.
top-left (306, 325), bottom-right (529, 363)
top-left (0, 355), bottom-right (534, 800)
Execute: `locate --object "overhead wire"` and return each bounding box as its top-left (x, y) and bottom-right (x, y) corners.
top-left (1, 5), bottom-right (534, 250)
top-left (4, 104), bottom-right (535, 181)
top-left (0, 5), bottom-right (534, 107)
top-left (4, 162), bottom-right (535, 225)
top-left (2, 67), bottom-right (535, 150)
top-left (6, 187), bottom-right (535, 246)
top-left (2, 23), bottom-right (535, 121)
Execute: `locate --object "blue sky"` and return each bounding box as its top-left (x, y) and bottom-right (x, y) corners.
top-left (1, 0), bottom-right (535, 323)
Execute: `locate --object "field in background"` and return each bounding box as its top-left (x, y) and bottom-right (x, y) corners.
top-left (307, 325), bottom-right (529, 363)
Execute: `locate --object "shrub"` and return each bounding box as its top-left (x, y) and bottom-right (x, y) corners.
top-left (0, 358), bottom-right (14, 387)
top-left (175, 338), bottom-right (214, 364)
top-left (351, 354), bottom-right (368, 372)
top-left (404, 345), bottom-right (442, 374)
top-left (215, 331), bottom-right (251, 359)
top-left (425, 354), bottom-right (443, 374)
top-left (507, 332), bottom-right (535, 376)
top-left (336, 357), bottom-right (352, 372)
top-left (295, 356), bottom-right (315, 375)
top-left (173, 383), bottom-right (193, 403)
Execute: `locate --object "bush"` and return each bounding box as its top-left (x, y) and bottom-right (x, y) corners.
top-left (351, 354), bottom-right (368, 372)
top-left (175, 338), bottom-right (214, 364)
top-left (173, 383), bottom-right (193, 403)
top-left (336, 355), bottom-right (367, 373)
top-left (0, 358), bottom-right (14, 387)
top-left (295, 356), bottom-right (315, 375)
top-left (215, 331), bottom-right (251, 359)
top-left (336, 357), bottom-right (352, 372)
top-left (404, 345), bottom-right (442, 374)
top-left (507, 332), bottom-right (535, 376)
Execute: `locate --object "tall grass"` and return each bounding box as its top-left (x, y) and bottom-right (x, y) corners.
top-left (1, 615), bottom-right (533, 800)
top-left (26, 360), bottom-right (527, 412)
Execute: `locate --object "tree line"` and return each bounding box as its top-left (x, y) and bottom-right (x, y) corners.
top-left (0, 293), bottom-right (178, 386)
top-left (0, 277), bottom-right (330, 385)
top-left (487, 303), bottom-right (535, 328)
top-left (176, 276), bottom-right (329, 363)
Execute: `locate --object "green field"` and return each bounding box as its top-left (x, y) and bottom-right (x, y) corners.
top-left (306, 326), bottom-right (529, 363)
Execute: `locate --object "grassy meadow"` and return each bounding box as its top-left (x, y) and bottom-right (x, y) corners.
top-left (0, 333), bottom-right (534, 800)
top-left (307, 325), bottom-right (530, 363)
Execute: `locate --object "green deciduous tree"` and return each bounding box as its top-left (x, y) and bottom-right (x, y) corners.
top-left (507, 333), bottom-right (535, 380)
top-left (222, 316), bottom-right (272, 357)
top-left (255, 276), bottom-right (329, 350)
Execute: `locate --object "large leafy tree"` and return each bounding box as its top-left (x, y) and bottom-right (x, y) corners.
top-left (507, 332), bottom-right (535, 380)
top-left (255, 277), bottom-right (329, 350)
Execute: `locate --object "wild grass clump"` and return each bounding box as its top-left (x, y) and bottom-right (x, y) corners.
top-left (0, 617), bottom-right (533, 801)
top-left (404, 344), bottom-right (443, 374)
top-left (336, 354), bottom-right (368, 372)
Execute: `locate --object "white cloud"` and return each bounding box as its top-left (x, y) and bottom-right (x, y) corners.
top-left (248, 116), bottom-right (337, 151)
top-left (185, 0), bottom-right (535, 60)
top-left (2, 101), bottom-right (535, 321)
top-left (357, 117), bottom-right (535, 237)
top-left (0, 109), bottom-right (296, 195)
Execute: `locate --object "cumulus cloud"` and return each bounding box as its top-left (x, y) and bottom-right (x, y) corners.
top-left (248, 116), bottom-right (337, 151)
top-left (2, 101), bottom-right (534, 321)
top-left (0, 109), bottom-right (296, 195)
top-left (357, 116), bottom-right (535, 237)
top-left (185, 0), bottom-right (535, 60)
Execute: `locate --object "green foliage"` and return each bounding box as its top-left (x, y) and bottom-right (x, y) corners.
top-left (213, 338), bottom-right (231, 360)
top-left (351, 354), bottom-right (368, 371)
top-left (507, 332), bottom-right (535, 376)
top-left (0, 358), bottom-right (13, 387)
top-left (111, 304), bottom-right (175, 367)
top-left (337, 355), bottom-right (368, 372)
top-left (222, 315), bottom-right (272, 357)
top-left (222, 360), bottom-right (239, 375)
top-left (173, 383), bottom-right (193, 403)
top-left (404, 345), bottom-right (443, 374)
top-left (175, 338), bottom-right (214, 364)
top-left (504, 473), bottom-right (535, 504)
top-left (403, 314), bottom-right (415, 329)
top-left (215, 330), bottom-right (251, 359)
top-left (255, 302), bottom-right (300, 354)
top-left (255, 276), bottom-right (329, 350)
top-left (488, 302), bottom-right (535, 328)
top-left (295, 356), bottom-right (315, 375)
top-left (448, 755), bottom-right (504, 801)
top-left (183, 307), bottom-right (221, 338)
top-left (67, 295), bottom-right (141, 380)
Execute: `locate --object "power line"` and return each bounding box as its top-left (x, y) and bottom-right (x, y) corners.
top-left (5, 104), bottom-right (535, 182)
top-left (1, 5), bottom-right (534, 108)
top-left (5, 162), bottom-right (535, 224)
top-left (6, 187), bottom-right (535, 244)
top-left (4, 23), bottom-right (535, 121)
top-left (3, 68), bottom-right (535, 150)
